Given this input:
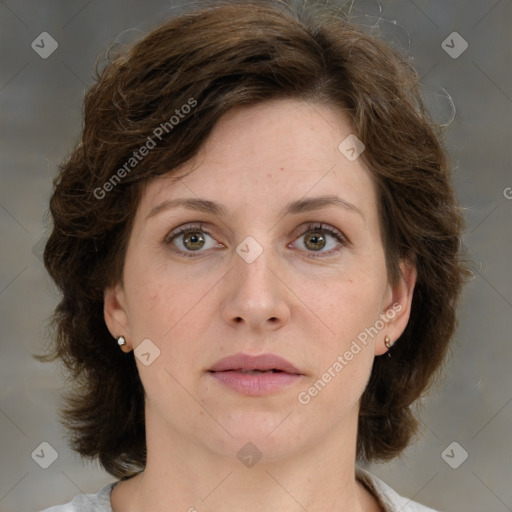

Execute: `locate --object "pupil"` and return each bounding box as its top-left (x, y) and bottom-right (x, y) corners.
top-left (306, 231), bottom-right (325, 251)
top-left (184, 232), bottom-right (205, 250)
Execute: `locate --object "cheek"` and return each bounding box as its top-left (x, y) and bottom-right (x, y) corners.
top-left (305, 267), bottom-right (387, 350)
top-left (123, 253), bottom-right (216, 346)
top-left (297, 280), bottom-right (382, 412)
top-left (122, 251), bottom-right (173, 337)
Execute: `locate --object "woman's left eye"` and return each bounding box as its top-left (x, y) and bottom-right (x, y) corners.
top-left (290, 223), bottom-right (347, 256)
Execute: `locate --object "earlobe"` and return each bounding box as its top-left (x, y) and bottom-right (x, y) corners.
top-left (375, 260), bottom-right (417, 356)
top-left (104, 284), bottom-right (131, 350)
top-left (116, 335), bottom-right (132, 354)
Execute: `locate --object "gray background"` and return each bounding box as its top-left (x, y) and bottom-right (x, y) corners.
top-left (1, 0), bottom-right (511, 511)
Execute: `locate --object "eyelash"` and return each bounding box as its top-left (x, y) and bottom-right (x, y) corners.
top-left (164, 222), bottom-right (348, 258)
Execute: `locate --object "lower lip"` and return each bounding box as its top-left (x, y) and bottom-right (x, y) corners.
top-left (209, 370), bottom-right (302, 396)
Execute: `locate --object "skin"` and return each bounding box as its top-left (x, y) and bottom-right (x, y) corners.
top-left (105, 99), bottom-right (416, 512)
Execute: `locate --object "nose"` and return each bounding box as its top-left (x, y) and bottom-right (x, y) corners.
top-left (220, 239), bottom-right (291, 332)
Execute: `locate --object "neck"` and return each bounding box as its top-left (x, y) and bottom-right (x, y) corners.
top-left (111, 407), bottom-right (380, 512)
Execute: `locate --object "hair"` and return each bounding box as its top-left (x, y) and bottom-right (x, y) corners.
top-left (39, 0), bottom-right (471, 478)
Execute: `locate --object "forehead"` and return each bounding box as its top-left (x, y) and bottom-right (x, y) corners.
top-left (138, 99), bottom-right (378, 222)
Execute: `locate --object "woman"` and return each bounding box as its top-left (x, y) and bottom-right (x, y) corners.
top-left (39, 1), bottom-right (470, 510)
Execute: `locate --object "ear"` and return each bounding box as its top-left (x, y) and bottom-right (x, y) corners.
top-left (104, 283), bottom-right (132, 351)
top-left (374, 259), bottom-right (417, 356)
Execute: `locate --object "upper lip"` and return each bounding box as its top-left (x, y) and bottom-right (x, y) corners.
top-left (209, 353), bottom-right (302, 374)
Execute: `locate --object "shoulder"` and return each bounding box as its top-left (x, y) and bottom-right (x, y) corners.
top-left (38, 482), bottom-right (118, 512)
top-left (356, 467), bottom-right (440, 512)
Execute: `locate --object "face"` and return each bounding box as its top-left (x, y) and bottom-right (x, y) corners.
top-left (105, 99), bottom-right (416, 465)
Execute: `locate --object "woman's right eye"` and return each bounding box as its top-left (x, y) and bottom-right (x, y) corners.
top-left (165, 224), bottom-right (222, 257)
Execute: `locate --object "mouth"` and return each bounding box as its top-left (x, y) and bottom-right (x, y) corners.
top-left (208, 353), bottom-right (303, 396)
top-left (230, 369), bottom-right (284, 374)
top-left (208, 352), bottom-right (302, 375)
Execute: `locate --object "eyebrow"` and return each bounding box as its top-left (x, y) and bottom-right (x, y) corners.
top-left (147, 198), bottom-right (226, 219)
top-left (280, 195), bottom-right (364, 220)
top-left (147, 195), bottom-right (364, 221)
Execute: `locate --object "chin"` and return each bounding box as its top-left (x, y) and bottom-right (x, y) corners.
top-left (211, 410), bottom-right (307, 457)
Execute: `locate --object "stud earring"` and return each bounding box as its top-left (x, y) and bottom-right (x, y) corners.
top-left (384, 335), bottom-right (392, 349)
top-left (117, 336), bottom-right (131, 353)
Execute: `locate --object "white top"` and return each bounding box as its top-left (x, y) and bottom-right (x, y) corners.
top-left (39, 467), bottom-right (439, 511)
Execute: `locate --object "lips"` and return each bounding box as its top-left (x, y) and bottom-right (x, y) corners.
top-left (208, 352), bottom-right (302, 375)
top-left (208, 353), bottom-right (303, 396)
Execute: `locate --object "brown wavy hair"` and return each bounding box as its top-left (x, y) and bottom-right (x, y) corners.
top-left (38, 0), bottom-right (471, 478)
